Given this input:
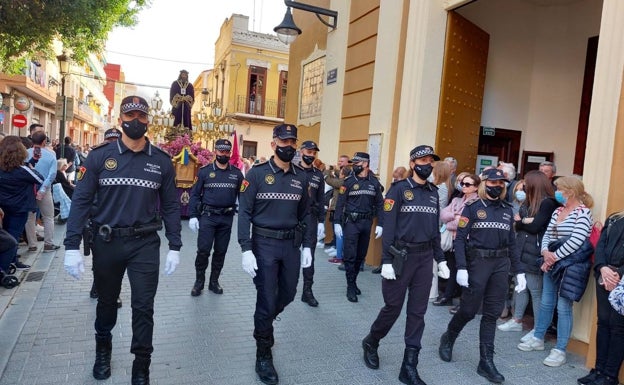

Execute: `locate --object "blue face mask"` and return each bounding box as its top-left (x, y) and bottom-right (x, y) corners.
top-left (515, 190), bottom-right (526, 202)
top-left (555, 191), bottom-right (567, 205)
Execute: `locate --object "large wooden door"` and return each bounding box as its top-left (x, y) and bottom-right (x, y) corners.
top-left (436, 11), bottom-right (490, 173)
top-left (478, 127), bottom-right (521, 167)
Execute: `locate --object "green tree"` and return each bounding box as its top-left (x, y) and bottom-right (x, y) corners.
top-left (0, 0), bottom-right (149, 73)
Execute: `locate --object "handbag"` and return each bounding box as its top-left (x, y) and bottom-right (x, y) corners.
top-left (440, 224), bottom-right (453, 252)
top-left (608, 277), bottom-right (624, 316)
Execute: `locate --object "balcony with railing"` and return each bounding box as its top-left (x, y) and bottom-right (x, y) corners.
top-left (235, 95), bottom-right (286, 119)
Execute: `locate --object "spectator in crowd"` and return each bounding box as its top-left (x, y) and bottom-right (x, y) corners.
top-left (498, 171), bottom-right (558, 343)
top-left (518, 176), bottom-right (594, 367)
top-left (445, 156), bottom-right (458, 191)
top-left (539, 161), bottom-right (557, 186)
top-left (0, 136), bottom-right (44, 271)
top-left (497, 161), bottom-right (518, 203)
top-left (55, 136), bottom-right (76, 181)
top-left (25, 131), bottom-right (59, 253)
top-left (430, 160), bottom-right (453, 299)
top-left (392, 166), bottom-right (407, 182)
top-left (55, 158), bottom-right (75, 199)
top-left (324, 155), bottom-right (351, 261)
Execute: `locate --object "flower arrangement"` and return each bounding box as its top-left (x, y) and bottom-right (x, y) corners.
top-left (160, 134), bottom-right (213, 165)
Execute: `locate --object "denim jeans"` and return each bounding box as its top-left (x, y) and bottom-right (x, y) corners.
top-left (533, 271), bottom-right (573, 351)
top-left (513, 272), bottom-right (543, 322)
top-left (1, 211), bottom-right (28, 271)
top-left (335, 232), bottom-right (343, 260)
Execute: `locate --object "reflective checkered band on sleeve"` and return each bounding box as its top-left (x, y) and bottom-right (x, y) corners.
top-left (348, 190), bottom-right (376, 196)
top-left (400, 205), bottom-right (438, 214)
top-left (472, 222), bottom-right (511, 231)
top-left (256, 192), bottom-right (302, 200)
top-left (99, 178), bottom-right (161, 189)
top-left (205, 183), bottom-right (238, 189)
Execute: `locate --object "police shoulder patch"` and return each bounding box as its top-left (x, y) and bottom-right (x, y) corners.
top-left (76, 166), bottom-right (87, 181)
top-left (89, 142), bottom-right (109, 151)
top-left (240, 179), bottom-right (250, 192)
top-left (339, 185), bottom-right (347, 194)
top-left (383, 199), bottom-right (395, 212)
top-left (465, 198), bottom-right (479, 206)
top-left (458, 216), bottom-right (469, 228)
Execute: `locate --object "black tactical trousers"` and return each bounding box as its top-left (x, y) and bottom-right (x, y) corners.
top-left (195, 213), bottom-right (233, 274)
top-left (343, 218), bottom-right (372, 285)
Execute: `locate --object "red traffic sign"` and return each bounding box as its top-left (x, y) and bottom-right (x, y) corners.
top-left (12, 114), bottom-right (27, 128)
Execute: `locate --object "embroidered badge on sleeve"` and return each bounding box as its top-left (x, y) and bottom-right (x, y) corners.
top-left (76, 166), bottom-right (87, 181)
top-left (240, 179), bottom-right (250, 193)
top-left (458, 216), bottom-right (469, 228)
top-left (339, 186), bottom-right (347, 194)
top-left (383, 199), bottom-right (395, 212)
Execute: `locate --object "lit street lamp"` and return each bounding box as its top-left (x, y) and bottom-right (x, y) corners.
top-left (57, 53), bottom-right (70, 158)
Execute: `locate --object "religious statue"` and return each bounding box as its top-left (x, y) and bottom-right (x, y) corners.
top-left (170, 69), bottom-right (195, 129)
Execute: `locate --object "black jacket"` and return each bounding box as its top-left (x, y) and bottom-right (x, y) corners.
top-left (594, 214), bottom-right (624, 277)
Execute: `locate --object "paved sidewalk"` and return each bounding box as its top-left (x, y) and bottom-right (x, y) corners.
top-left (0, 220), bottom-right (590, 384)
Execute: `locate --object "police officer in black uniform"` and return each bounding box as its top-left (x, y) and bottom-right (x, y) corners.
top-left (238, 123), bottom-right (315, 385)
top-left (333, 152), bottom-right (384, 302)
top-left (298, 140), bottom-right (325, 307)
top-left (63, 96), bottom-right (182, 385)
top-left (188, 138), bottom-right (243, 296)
top-left (438, 168), bottom-right (526, 384)
top-left (362, 145), bottom-right (450, 385)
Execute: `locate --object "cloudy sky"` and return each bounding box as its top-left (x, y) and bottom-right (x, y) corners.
top-left (105, 0), bottom-right (286, 103)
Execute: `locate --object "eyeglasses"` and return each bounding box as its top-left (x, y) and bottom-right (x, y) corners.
top-left (460, 182), bottom-right (476, 187)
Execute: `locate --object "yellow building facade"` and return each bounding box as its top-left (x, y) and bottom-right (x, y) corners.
top-left (192, 14), bottom-right (289, 159)
top-left (284, 0), bottom-right (624, 375)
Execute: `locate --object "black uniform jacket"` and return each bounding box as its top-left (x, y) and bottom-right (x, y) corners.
top-left (237, 157), bottom-right (315, 252)
top-left (381, 178), bottom-right (444, 264)
top-left (64, 139), bottom-right (182, 251)
top-left (334, 172), bottom-right (384, 226)
top-left (188, 162), bottom-right (244, 218)
top-left (454, 198), bottom-right (522, 274)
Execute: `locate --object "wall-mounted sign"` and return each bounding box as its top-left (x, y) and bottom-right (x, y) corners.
top-left (12, 114), bottom-right (27, 128)
top-left (327, 68), bottom-right (337, 85)
top-left (476, 154), bottom-right (498, 174)
top-left (482, 126), bottom-right (495, 136)
top-left (14, 96), bottom-right (32, 111)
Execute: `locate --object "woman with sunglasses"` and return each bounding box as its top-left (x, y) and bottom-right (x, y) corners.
top-left (438, 168), bottom-right (526, 384)
top-left (434, 174), bottom-right (481, 311)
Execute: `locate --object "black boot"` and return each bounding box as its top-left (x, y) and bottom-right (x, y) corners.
top-left (191, 272), bottom-right (205, 296)
top-left (256, 347), bottom-right (279, 385)
top-left (208, 271), bottom-right (223, 294)
top-left (438, 330), bottom-right (458, 362)
top-left (93, 334), bottom-right (112, 380)
top-left (131, 356), bottom-right (151, 385)
top-left (347, 285), bottom-right (358, 302)
top-left (591, 374), bottom-right (619, 385)
top-left (362, 334), bottom-right (380, 369)
top-left (90, 282), bottom-right (98, 298)
top-left (301, 282), bottom-right (319, 307)
top-left (477, 343), bottom-right (504, 384)
top-left (578, 369), bottom-right (600, 384)
top-left (399, 347), bottom-right (427, 385)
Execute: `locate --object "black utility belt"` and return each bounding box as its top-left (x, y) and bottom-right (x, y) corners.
top-left (95, 221), bottom-right (162, 242)
top-left (468, 248), bottom-right (509, 259)
top-left (202, 204), bottom-right (235, 215)
top-left (253, 226), bottom-right (296, 240)
top-left (401, 241), bottom-right (432, 252)
top-left (345, 212), bottom-right (373, 221)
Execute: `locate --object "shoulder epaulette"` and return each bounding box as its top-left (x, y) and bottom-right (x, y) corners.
top-left (293, 163), bottom-right (305, 171)
top-left (465, 198), bottom-right (480, 206)
top-left (90, 142), bottom-right (110, 151)
top-left (152, 144), bottom-right (173, 157)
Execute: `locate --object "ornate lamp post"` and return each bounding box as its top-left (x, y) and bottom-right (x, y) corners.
top-left (56, 53), bottom-right (70, 158)
top-left (274, 0), bottom-right (338, 45)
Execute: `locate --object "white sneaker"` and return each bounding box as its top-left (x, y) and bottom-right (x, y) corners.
top-left (497, 319), bottom-right (523, 332)
top-left (36, 224), bottom-right (44, 232)
top-left (543, 348), bottom-right (566, 367)
top-left (520, 329), bottom-right (535, 343)
top-left (517, 336), bottom-right (545, 351)
top-left (316, 241), bottom-right (325, 248)
top-left (324, 246), bottom-right (336, 252)
top-left (326, 249), bottom-right (337, 257)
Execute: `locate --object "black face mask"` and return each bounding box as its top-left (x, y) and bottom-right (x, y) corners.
top-left (302, 155), bottom-right (315, 166)
top-left (216, 155), bottom-right (230, 165)
top-left (352, 165), bottom-right (364, 176)
top-left (486, 185), bottom-right (503, 199)
top-left (121, 118), bottom-right (147, 140)
top-left (413, 163), bottom-right (433, 180)
top-left (275, 145), bottom-right (296, 162)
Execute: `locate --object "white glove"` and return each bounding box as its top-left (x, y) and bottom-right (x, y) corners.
top-left (301, 247), bottom-right (312, 268)
top-left (242, 250), bottom-right (258, 278)
top-left (515, 273), bottom-right (527, 293)
top-left (456, 269), bottom-right (469, 287)
top-left (164, 250), bottom-right (180, 275)
top-left (381, 264), bottom-right (396, 280)
top-left (64, 249), bottom-right (85, 280)
top-left (334, 224), bottom-right (343, 238)
top-left (374, 226), bottom-right (383, 239)
top-left (438, 261), bottom-right (450, 279)
top-left (317, 223), bottom-right (325, 240)
top-left (188, 217), bottom-right (199, 233)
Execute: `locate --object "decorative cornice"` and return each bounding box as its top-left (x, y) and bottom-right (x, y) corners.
top-left (232, 30), bottom-right (289, 52)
